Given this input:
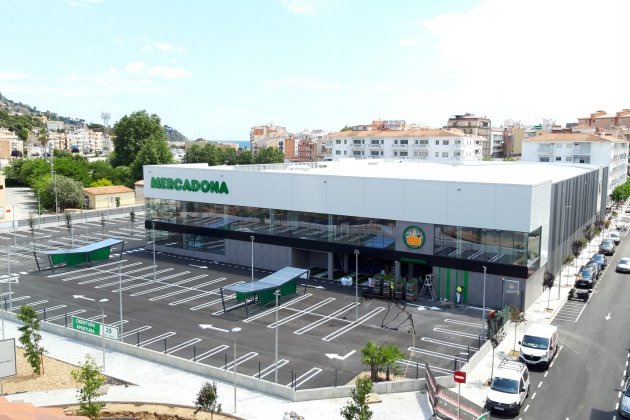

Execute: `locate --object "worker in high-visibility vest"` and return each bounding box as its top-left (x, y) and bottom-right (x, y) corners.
top-left (390, 280), bottom-right (395, 298)
top-left (456, 285), bottom-right (463, 304)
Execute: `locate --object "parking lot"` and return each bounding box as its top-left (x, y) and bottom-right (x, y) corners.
top-left (0, 214), bottom-right (488, 390)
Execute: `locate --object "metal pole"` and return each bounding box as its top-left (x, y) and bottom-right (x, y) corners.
top-left (275, 289), bottom-right (279, 383)
top-left (11, 205), bottom-right (16, 248)
top-left (231, 327), bottom-right (241, 413)
top-left (0, 283), bottom-right (4, 339)
top-left (152, 222), bottom-right (156, 283)
top-left (482, 266), bottom-right (487, 338)
top-left (99, 300), bottom-right (106, 370)
top-left (457, 382), bottom-right (461, 419)
top-left (6, 246), bottom-right (12, 312)
top-left (354, 250), bottom-right (359, 322)
top-left (250, 235), bottom-right (255, 285)
top-left (119, 262), bottom-right (124, 342)
top-left (37, 191), bottom-right (42, 227)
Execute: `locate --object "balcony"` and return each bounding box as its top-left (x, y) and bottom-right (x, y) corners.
top-left (537, 146), bottom-right (553, 154)
top-left (391, 143), bottom-right (409, 149)
top-left (411, 143), bottom-right (428, 148)
top-left (368, 143), bottom-right (383, 149)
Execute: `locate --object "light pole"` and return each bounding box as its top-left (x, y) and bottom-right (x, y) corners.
top-left (250, 236), bottom-right (255, 285)
top-left (6, 246), bottom-right (12, 312)
top-left (98, 298), bottom-right (108, 370)
top-left (152, 221), bottom-right (157, 283)
top-left (118, 261), bottom-right (124, 342)
top-left (37, 190), bottom-right (42, 227)
top-left (354, 250), bottom-right (359, 322)
top-left (274, 289), bottom-right (280, 383)
top-left (557, 205), bottom-right (571, 299)
top-left (482, 266), bottom-right (487, 338)
top-left (231, 326), bottom-right (242, 413)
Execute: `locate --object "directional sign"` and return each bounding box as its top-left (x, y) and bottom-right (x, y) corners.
top-left (72, 316), bottom-right (118, 340)
top-left (454, 370), bottom-right (466, 384)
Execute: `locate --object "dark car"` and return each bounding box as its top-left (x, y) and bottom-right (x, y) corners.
top-left (590, 254), bottom-right (607, 269)
top-left (585, 261), bottom-right (601, 279)
top-left (575, 268), bottom-right (596, 289)
top-left (600, 239), bottom-right (615, 256)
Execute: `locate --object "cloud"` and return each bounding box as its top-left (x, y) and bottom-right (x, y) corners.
top-left (141, 41), bottom-right (186, 54)
top-left (66, 0), bottom-right (102, 8)
top-left (399, 38), bottom-right (414, 47)
top-left (280, 0), bottom-right (319, 15)
top-left (0, 72), bottom-right (28, 81)
top-left (124, 61), bottom-right (192, 79)
top-left (263, 78), bottom-right (339, 90)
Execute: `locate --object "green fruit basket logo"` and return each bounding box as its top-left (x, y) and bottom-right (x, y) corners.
top-left (403, 226), bottom-right (425, 249)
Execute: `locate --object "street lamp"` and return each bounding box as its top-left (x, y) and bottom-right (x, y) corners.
top-left (274, 289), bottom-right (280, 383)
top-left (557, 205), bottom-right (571, 299)
top-left (354, 250), bottom-right (359, 322)
top-left (482, 266), bottom-right (487, 338)
top-left (98, 298), bottom-right (108, 370)
top-left (231, 326), bottom-right (242, 413)
top-left (6, 246), bottom-right (12, 312)
top-left (152, 221), bottom-right (157, 283)
top-left (250, 236), bottom-right (255, 285)
top-left (9, 204), bottom-right (16, 248)
top-left (118, 262), bottom-right (124, 342)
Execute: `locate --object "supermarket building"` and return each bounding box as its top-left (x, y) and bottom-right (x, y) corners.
top-left (143, 159), bottom-right (605, 310)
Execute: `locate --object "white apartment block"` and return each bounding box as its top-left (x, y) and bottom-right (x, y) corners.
top-left (327, 129), bottom-right (485, 161)
top-left (490, 128), bottom-right (504, 157)
top-left (521, 133), bottom-right (629, 195)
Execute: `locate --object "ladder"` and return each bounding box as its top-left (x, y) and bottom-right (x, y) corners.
top-left (420, 274), bottom-right (437, 300)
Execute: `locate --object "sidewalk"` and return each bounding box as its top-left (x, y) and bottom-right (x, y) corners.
top-left (452, 234), bottom-right (605, 409)
top-left (1, 319), bottom-right (431, 419)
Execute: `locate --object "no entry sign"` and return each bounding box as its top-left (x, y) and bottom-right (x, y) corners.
top-left (454, 370), bottom-right (466, 384)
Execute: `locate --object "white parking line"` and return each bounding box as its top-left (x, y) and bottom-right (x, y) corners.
top-left (444, 319), bottom-right (484, 328)
top-left (144, 278), bottom-right (226, 300)
top-left (122, 325), bottom-right (152, 338)
top-left (268, 297), bottom-right (336, 328)
top-left (255, 360), bottom-right (290, 379)
top-left (322, 307), bottom-right (385, 342)
top-left (129, 274), bottom-right (212, 296)
top-left (47, 309), bottom-right (86, 322)
top-left (194, 345), bottom-right (229, 362)
top-left (222, 352), bottom-right (258, 371)
top-left (286, 368), bottom-right (322, 389)
top-left (139, 332), bottom-right (176, 347)
top-left (166, 338), bottom-right (202, 355)
top-left (109, 270), bottom-right (189, 290)
top-left (408, 346), bottom-right (467, 362)
top-left (421, 337), bottom-right (479, 351)
top-left (397, 359), bottom-right (452, 374)
top-left (433, 327), bottom-right (480, 339)
top-left (293, 302), bottom-right (357, 335)
top-left (49, 259), bottom-right (130, 278)
top-left (35, 304), bottom-right (66, 315)
top-left (169, 281), bottom-right (244, 306)
top-left (243, 294), bottom-right (313, 323)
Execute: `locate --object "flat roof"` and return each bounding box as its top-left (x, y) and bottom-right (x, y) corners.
top-left (151, 160), bottom-right (598, 187)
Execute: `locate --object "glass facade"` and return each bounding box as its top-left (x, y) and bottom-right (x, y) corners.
top-left (146, 198), bottom-right (541, 269)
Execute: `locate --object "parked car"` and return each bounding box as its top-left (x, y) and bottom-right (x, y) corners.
top-left (621, 377), bottom-right (630, 418)
top-left (607, 231), bottom-right (621, 245)
top-left (617, 258), bottom-right (630, 274)
top-left (590, 254), bottom-right (607, 269)
top-left (600, 239), bottom-right (615, 256)
top-left (575, 268), bottom-right (596, 289)
top-left (625, 208), bottom-right (630, 214)
top-left (585, 261), bottom-right (601, 279)
top-left (485, 359), bottom-right (530, 415)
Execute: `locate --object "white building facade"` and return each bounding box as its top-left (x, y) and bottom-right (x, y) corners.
top-left (143, 159), bottom-right (605, 310)
top-left (521, 133), bottom-right (629, 196)
top-left (327, 129), bottom-right (485, 161)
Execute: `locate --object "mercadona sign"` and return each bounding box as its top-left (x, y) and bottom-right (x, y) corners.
top-left (150, 177), bottom-right (229, 194)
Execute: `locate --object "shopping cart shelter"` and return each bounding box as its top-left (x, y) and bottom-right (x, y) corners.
top-left (33, 238), bottom-right (125, 273)
top-left (220, 266), bottom-right (309, 317)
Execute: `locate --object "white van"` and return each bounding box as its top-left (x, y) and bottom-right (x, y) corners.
top-left (518, 324), bottom-right (558, 369)
top-left (485, 359), bottom-right (530, 414)
top-left (608, 231), bottom-right (621, 245)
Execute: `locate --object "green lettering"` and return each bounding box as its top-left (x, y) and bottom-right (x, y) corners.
top-left (191, 179), bottom-right (200, 192)
top-left (151, 177), bottom-right (160, 188)
top-left (219, 181), bottom-right (229, 194)
top-left (160, 178), bottom-right (168, 189)
top-left (166, 178), bottom-right (174, 189)
top-left (174, 178), bottom-right (183, 191)
top-left (209, 181), bottom-right (218, 193)
top-left (183, 179), bottom-right (191, 191)
top-left (200, 180), bottom-right (210, 192)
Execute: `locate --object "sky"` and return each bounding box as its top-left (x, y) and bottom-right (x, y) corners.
top-left (1, 0), bottom-right (629, 141)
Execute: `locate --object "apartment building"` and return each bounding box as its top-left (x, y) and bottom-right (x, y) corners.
top-left (446, 113), bottom-right (491, 157)
top-left (521, 133), bottom-right (629, 195)
top-left (490, 128), bottom-right (504, 158)
top-left (577, 109), bottom-right (630, 129)
top-left (327, 128), bottom-right (484, 161)
top-left (0, 129), bottom-right (22, 159)
top-left (249, 123), bottom-right (287, 155)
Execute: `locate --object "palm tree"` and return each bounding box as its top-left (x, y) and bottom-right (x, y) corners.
top-left (361, 341), bottom-right (384, 382)
top-left (37, 128), bottom-right (48, 156)
top-left (381, 344), bottom-right (404, 381)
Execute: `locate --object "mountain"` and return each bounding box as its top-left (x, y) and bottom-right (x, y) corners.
top-left (163, 125), bottom-right (188, 142)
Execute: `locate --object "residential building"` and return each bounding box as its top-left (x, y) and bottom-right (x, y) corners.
top-left (279, 136), bottom-right (296, 161)
top-left (577, 109), bottom-right (630, 129)
top-left (446, 113), bottom-right (491, 157)
top-left (46, 120), bottom-right (65, 132)
top-left (521, 133), bottom-right (629, 195)
top-left (83, 185), bottom-right (136, 210)
top-left (0, 129), bottom-right (22, 159)
top-left (297, 138), bottom-right (317, 162)
top-left (490, 128), bottom-right (504, 158)
top-left (250, 123), bottom-right (287, 155)
top-left (327, 128), bottom-right (484, 161)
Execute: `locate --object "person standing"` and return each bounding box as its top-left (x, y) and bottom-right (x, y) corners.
top-left (456, 285), bottom-right (463, 304)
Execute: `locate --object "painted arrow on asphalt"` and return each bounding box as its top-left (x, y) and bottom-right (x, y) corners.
top-left (189, 264), bottom-right (208, 269)
top-left (199, 324), bottom-right (229, 332)
top-left (301, 284), bottom-right (326, 290)
top-left (325, 350), bottom-right (356, 360)
top-left (73, 295), bottom-right (95, 302)
top-left (605, 313), bottom-right (612, 320)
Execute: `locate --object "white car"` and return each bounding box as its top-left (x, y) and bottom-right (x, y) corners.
top-left (486, 359), bottom-right (530, 415)
top-left (607, 231), bottom-right (621, 245)
top-left (617, 258), bottom-right (630, 274)
top-left (620, 377), bottom-right (630, 418)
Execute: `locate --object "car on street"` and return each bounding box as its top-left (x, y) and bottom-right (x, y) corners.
top-left (620, 377), bottom-right (630, 418)
top-left (585, 261), bottom-right (601, 279)
top-left (590, 253), bottom-right (607, 269)
top-left (625, 208), bottom-right (630, 214)
top-left (575, 267), bottom-right (596, 289)
top-left (486, 359), bottom-right (530, 415)
top-left (616, 258), bottom-right (630, 274)
top-left (607, 231), bottom-right (621, 245)
top-left (600, 239), bottom-right (615, 256)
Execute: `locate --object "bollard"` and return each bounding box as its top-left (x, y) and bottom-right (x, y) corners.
top-left (137, 332), bottom-right (140, 347)
top-left (291, 370), bottom-right (294, 389)
top-left (258, 362), bottom-right (261, 379)
top-left (164, 338), bottom-right (167, 354)
top-left (43, 308), bottom-right (46, 321)
top-left (225, 354), bottom-right (227, 370)
top-left (453, 358), bottom-right (458, 372)
top-left (467, 346), bottom-right (470, 361)
top-left (193, 346), bottom-right (196, 362)
top-left (416, 361), bottom-right (419, 379)
top-left (64, 313), bottom-right (68, 328)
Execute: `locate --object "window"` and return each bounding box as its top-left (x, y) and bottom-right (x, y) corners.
top-left (400, 151), bottom-right (408, 157)
top-left (539, 157), bottom-right (550, 162)
top-left (400, 139), bottom-right (408, 145)
top-left (394, 151), bottom-right (398, 156)
top-left (335, 150), bottom-right (341, 155)
top-left (419, 140), bottom-right (428, 145)
top-left (353, 151), bottom-right (362, 156)
top-left (371, 139), bottom-right (380, 145)
top-left (371, 151), bottom-right (380, 156)
top-left (555, 157), bottom-right (561, 161)
top-left (343, 151), bottom-right (347, 155)
top-left (394, 140), bottom-right (398, 144)
top-left (435, 152), bottom-right (439, 157)
top-left (354, 140), bottom-right (362, 145)
top-left (442, 152), bottom-right (448, 157)
top-left (555, 143), bottom-right (562, 148)
top-left (435, 140), bottom-right (440, 145)
top-left (344, 140), bottom-right (347, 144)
top-left (336, 139), bottom-right (341, 144)
top-left (443, 140), bottom-right (450, 145)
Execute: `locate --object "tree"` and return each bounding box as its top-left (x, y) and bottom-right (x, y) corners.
top-left (361, 341), bottom-right (384, 382)
top-left (90, 178), bottom-right (113, 187)
top-left (340, 376), bottom-right (373, 420)
top-left (129, 134), bottom-right (173, 181)
top-left (571, 239), bottom-right (583, 270)
top-left (194, 381), bottom-right (222, 419)
top-left (111, 110), bottom-right (168, 168)
top-left (340, 125), bottom-right (352, 132)
top-left (71, 354), bottom-right (105, 420)
top-left (543, 270), bottom-right (555, 310)
top-left (255, 147), bottom-right (284, 164)
top-left (45, 175), bottom-right (84, 211)
top-left (236, 149), bottom-right (254, 165)
top-left (129, 210), bottom-right (136, 236)
top-left (52, 155), bottom-right (92, 186)
top-left (508, 306), bottom-right (526, 352)
top-left (611, 186), bottom-right (624, 207)
top-left (381, 344), bottom-right (404, 381)
top-left (17, 305), bottom-right (44, 375)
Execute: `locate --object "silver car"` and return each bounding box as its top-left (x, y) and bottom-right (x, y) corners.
top-left (620, 378), bottom-right (630, 418)
top-left (617, 258), bottom-right (630, 274)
